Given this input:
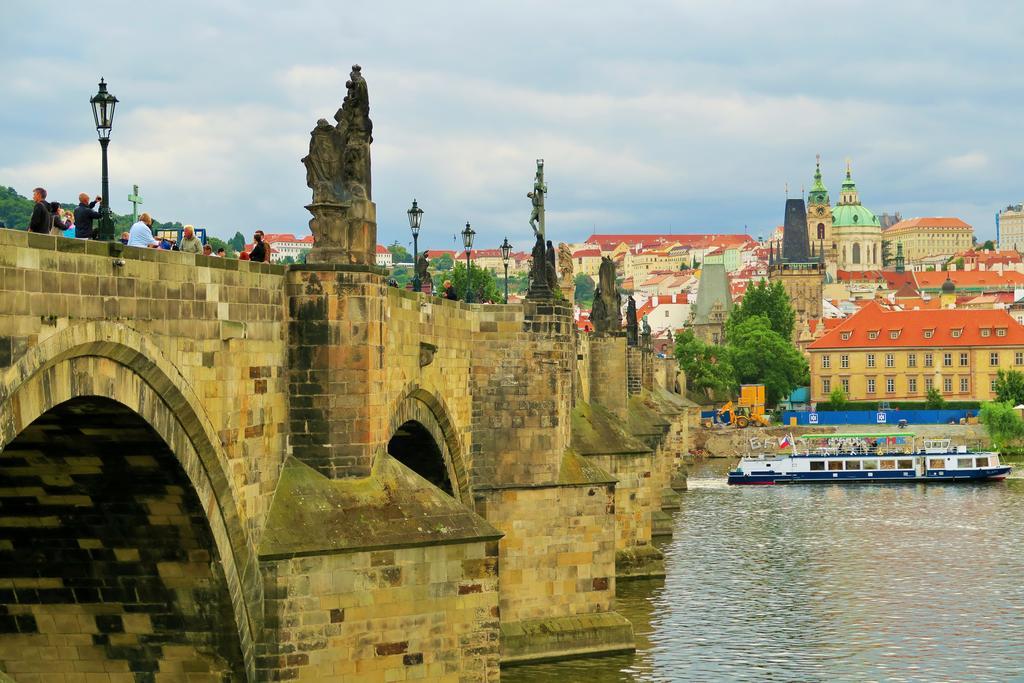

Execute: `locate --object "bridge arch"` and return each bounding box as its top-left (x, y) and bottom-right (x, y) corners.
top-left (387, 386), bottom-right (472, 504)
top-left (0, 322), bottom-right (259, 679)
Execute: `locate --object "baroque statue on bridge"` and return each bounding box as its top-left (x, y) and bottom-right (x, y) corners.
top-left (301, 65), bottom-right (378, 265)
top-left (527, 159), bottom-right (547, 239)
top-left (626, 295), bottom-right (639, 346)
top-left (590, 256), bottom-right (622, 334)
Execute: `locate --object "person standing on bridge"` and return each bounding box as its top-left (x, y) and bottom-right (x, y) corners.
top-left (73, 193), bottom-right (102, 239)
top-left (249, 230), bottom-right (270, 263)
top-left (127, 213), bottom-right (160, 248)
top-left (28, 188), bottom-right (51, 234)
top-left (178, 225), bottom-right (203, 254)
top-left (443, 279), bottom-right (458, 301)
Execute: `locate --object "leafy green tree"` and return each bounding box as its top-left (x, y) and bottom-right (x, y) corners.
top-left (390, 266), bottom-right (412, 287)
top-left (673, 330), bottom-right (735, 400)
top-left (433, 263), bottom-right (502, 303)
top-left (574, 274), bottom-right (596, 305)
top-left (388, 241), bottom-right (412, 263)
top-left (982, 239), bottom-right (996, 251)
top-left (726, 316), bottom-right (808, 405)
top-left (206, 236), bottom-right (235, 257)
top-left (829, 387), bottom-right (849, 410)
top-left (727, 279), bottom-right (796, 341)
top-left (430, 253), bottom-right (455, 271)
top-left (979, 401), bottom-right (1024, 449)
top-left (925, 387), bottom-right (946, 409)
top-left (229, 231), bottom-right (246, 251)
top-left (993, 369), bottom-right (1024, 405)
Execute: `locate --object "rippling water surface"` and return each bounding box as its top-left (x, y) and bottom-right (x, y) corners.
top-left (504, 460), bottom-right (1024, 682)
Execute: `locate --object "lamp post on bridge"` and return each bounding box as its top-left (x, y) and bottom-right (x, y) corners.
top-left (461, 222), bottom-right (475, 303)
top-left (407, 199), bottom-right (423, 292)
top-left (89, 78), bottom-right (118, 241)
top-left (500, 237), bottom-right (512, 304)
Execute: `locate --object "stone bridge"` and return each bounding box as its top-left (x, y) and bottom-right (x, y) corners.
top-left (0, 227), bottom-right (695, 681)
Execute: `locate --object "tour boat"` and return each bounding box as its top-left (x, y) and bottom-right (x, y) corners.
top-left (727, 432), bottom-right (1011, 485)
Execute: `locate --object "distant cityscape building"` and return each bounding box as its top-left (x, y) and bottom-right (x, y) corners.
top-left (809, 302), bottom-right (1024, 404)
top-left (883, 217), bottom-right (973, 262)
top-left (769, 198), bottom-right (825, 337)
top-left (689, 250), bottom-right (733, 345)
top-left (877, 212), bottom-right (903, 229)
top-left (998, 203), bottom-right (1024, 252)
top-left (831, 161), bottom-right (882, 272)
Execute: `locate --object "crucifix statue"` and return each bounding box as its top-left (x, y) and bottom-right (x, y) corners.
top-left (127, 184), bottom-right (144, 223)
top-left (527, 159), bottom-right (547, 240)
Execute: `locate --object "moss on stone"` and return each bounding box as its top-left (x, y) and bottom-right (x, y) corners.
top-left (571, 401), bottom-right (652, 457)
top-left (258, 454), bottom-right (502, 560)
top-left (558, 448), bottom-right (616, 485)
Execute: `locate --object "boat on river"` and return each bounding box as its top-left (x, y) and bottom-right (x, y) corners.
top-left (727, 432), bottom-right (1011, 485)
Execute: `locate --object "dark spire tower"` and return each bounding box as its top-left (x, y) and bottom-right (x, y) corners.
top-left (769, 197), bottom-right (825, 343)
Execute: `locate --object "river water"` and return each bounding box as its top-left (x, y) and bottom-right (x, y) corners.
top-left (504, 459), bottom-right (1024, 682)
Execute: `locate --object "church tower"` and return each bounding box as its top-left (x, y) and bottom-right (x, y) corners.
top-left (769, 198), bottom-right (824, 341)
top-left (806, 154), bottom-right (835, 277)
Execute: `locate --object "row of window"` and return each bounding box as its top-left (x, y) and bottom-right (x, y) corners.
top-left (821, 351), bottom-right (1024, 370)
top-left (821, 375), bottom-right (977, 395)
top-left (839, 328), bottom-right (1007, 341)
top-left (807, 456), bottom-right (990, 471)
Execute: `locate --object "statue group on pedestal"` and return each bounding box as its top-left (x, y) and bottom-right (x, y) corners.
top-left (590, 256), bottom-right (622, 334)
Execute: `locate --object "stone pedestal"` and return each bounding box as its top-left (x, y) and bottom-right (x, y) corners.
top-left (589, 335), bottom-right (629, 421)
top-left (305, 200), bottom-right (377, 266)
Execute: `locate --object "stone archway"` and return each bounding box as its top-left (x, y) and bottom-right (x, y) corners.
top-left (0, 322), bottom-right (260, 680)
top-left (387, 387), bottom-right (472, 504)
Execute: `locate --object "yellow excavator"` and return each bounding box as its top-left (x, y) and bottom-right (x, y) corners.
top-left (707, 385), bottom-right (772, 428)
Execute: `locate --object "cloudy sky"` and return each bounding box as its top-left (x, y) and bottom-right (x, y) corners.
top-left (3, 1), bottom-right (1022, 250)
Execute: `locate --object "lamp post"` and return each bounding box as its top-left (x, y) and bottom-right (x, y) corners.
top-left (461, 221), bottom-right (476, 303)
top-left (407, 199), bottom-right (423, 291)
top-left (500, 237), bottom-right (512, 304)
top-left (89, 78), bottom-right (118, 241)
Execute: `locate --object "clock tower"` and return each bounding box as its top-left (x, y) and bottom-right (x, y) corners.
top-left (806, 154), bottom-right (836, 277)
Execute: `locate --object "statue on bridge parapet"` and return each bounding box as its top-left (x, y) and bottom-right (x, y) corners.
top-left (302, 64), bottom-right (377, 265)
top-left (641, 314), bottom-right (652, 348)
top-left (527, 159), bottom-right (547, 240)
top-left (590, 256), bottom-right (622, 334)
top-left (557, 242), bottom-right (575, 301)
top-left (626, 295), bottom-right (639, 346)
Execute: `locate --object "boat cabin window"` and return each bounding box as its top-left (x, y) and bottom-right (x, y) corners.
top-left (975, 457), bottom-right (990, 468)
top-left (827, 461), bottom-right (843, 471)
top-left (845, 460), bottom-right (862, 470)
top-left (928, 458), bottom-right (945, 469)
top-left (809, 461), bottom-right (825, 471)
top-left (957, 458), bottom-right (974, 469)
top-left (863, 459), bottom-right (878, 470)
top-left (880, 460), bottom-right (896, 470)
top-left (897, 459), bottom-right (913, 469)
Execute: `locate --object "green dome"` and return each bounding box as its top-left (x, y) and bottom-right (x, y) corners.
top-left (831, 203), bottom-right (880, 228)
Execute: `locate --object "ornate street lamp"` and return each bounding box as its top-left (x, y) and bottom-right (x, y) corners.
top-left (89, 78), bottom-right (118, 241)
top-left (407, 199), bottom-right (424, 292)
top-left (461, 221), bottom-right (476, 303)
top-left (500, 237), bottom-right (512, 304)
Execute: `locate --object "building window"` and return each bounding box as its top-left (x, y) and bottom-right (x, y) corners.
top-left (841, 332), bottom-right (852, 341)
top-left (822, 355), bottom-right (831, 369)
top-left (944, 377), bottom-right (953, 393)
top-left (908, 353), bottom-right (917, 368)
top-left (981, 329), bottom-right (991, 338)
top-left (867, 378), bottom-right (876, 394)
top-left (841, 378), bottom-right (849, 393)
top-left (991, 352), bottom-right (1000, 366)
top-left (992, 379), bottom-right (998, 393)
top-left (841, 354), bottom-right (850, 369)
top-left (867, 354), bottom-right (876, 368)
top-left (908, 377), bottom-right (918, 393)
top-left (868, 330), bottom-right (879, 340)
top-left (1016, 351), bottom-right (1024, 365)
top-left (822, 378), bottom-right (831, 394)
top-left (885, 353), bottom-right (895, 368)
top-left (817, 223), bottom-right (825, 239)
top-left (959, 352), bottom-right (969, 367)
top-left (925, 353), bottom-right (933, 368)
top-left (886, 378), bottom-right (895, 393)
top-left (951, 328), bottom-right (962, 338)
top-left (925, 377), bottom-right (934, 391)
top-left (943, 353), bottom-right (953, 367)
top-left (997, 328), bottom-right (1008, 337)
top-left (924, 329), bottom-right (934, 339)
top-left (960, 377), bottom-right (969, 393)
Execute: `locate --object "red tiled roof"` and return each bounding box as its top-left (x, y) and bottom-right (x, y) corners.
top-left (914, 271), bottom-right (1024, 289)
top-left (572, 248), bottom-right (602, 257)
top-left (376, 244), bottom-right (390, 254)
top-left (809, 301), bottom-right (1024, 350)
top-left (635, 293), bottom-right (689, 319)
top-left (261, 233), bottom-right (314, 244)
top-left (884, 217), bottom-right (972, 232)
top-left (585, 233), bottom-right (756, 251)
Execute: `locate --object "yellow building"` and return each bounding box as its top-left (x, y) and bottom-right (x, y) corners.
top-left (883, 217), bottom-right (973, 262)
top-left (808, 302), bottom-right (1024, 404)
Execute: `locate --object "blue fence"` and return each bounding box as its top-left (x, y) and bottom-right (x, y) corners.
top-left (780, 410), bottom-right (972, 426)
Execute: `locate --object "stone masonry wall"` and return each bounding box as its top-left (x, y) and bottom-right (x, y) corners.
top-left (259, 542), bottom-right (500, 682)
top-left (0, 229), bottom-right (288, 546)
top-left (589, 336), bottom-right (628, 421)
top-left (626, 346), bottom-right (643, 396)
